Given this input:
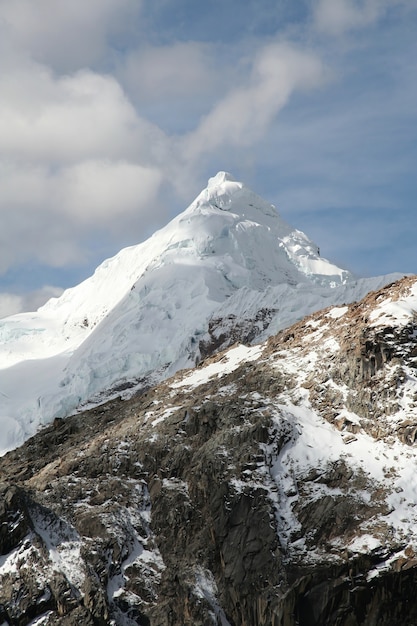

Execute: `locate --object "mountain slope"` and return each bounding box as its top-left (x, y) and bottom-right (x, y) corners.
top-left (0, 172), bottom-right (403, 454)
top-left (0, 276), bottom-right (417, 625)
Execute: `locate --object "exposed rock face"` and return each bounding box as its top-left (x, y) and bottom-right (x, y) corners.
top-left (270, 275), bottom-right (417, 442)
top-left (198, 308), bottom-right (278, 361)
top-left (1, 276), bottom-right (417, 625)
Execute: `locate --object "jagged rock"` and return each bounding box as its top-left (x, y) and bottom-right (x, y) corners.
top-left (0, 485), bottom-right (30, 555)
top-left (1, 276), bottom-right (417, 624)
top-left (198, 308), bottom-right (278, 361)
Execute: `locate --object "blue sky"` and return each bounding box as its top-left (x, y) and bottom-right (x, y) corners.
top-left (0, 0), bottom-right (416, 316)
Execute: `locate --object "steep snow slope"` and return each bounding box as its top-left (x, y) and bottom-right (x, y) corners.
top-left (0, 172), bottom-right (404, 454)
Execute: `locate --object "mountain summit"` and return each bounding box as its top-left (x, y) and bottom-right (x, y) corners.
top-left (179, 171), bottom-right (351, 286)
top-left (0, 173), bottom-right (403, 454)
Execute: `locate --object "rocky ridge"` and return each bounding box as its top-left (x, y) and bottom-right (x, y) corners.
top-left (1, 276), bottom-right (417, 625)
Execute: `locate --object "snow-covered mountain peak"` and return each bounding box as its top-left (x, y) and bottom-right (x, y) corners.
top-left (186, 171), bottom-right (279, 221)
top-left (207, 170), bottom-right (236, 187)
top-left (0, 173), bottom-right (406, 455)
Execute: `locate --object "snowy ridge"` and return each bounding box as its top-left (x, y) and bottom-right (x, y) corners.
top-left (169, 275), bottom-right (417, 563)
top-left (0, 172), bottom-right (407, 454)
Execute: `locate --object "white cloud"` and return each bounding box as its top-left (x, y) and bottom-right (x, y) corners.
top-left (0, 0), bottom-right (141, 71)
top-left (313, 0), bottom-right (411, 35)
top-left (0, 285), bottom-right (63, 318)
top-left (0, 293), bottom-right (23, 318)
top-left (0, 159), bottom-right (161, 223)
top-left (59, 161), bottom-right (163, 224)
top-left (0, 64), bottom-right (167, 164)
top-left (182, 42), bottom-right (327, 159)
top-left (0, 33), bottom-right (170, 274)
top-left (0, 159), bottom-right (163, 272)
top-left (121, 42), bottom-right (223, 104)
top-left (23, 285), bottom-right (65, 312)
top-left (314, 0), bottom-right (377, 34)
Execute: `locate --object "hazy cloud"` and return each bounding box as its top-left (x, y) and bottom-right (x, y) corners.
top-left (59, 161), bottom-right (163, 224)
top-left (0, 285), bottom-right (64, 319)
top-left (0, 23), bottom-right (170, 275)
top-left (0, 0), bottom-right (141, 71)
top-left (121, 42), bottom-right (222, 104)
top-left (0, 159), bottom-right (163, 272)
top-left (183, 43), bottom-right (327, 158)
top-left (0, 293), bottom-right (22, 319)
top-left (0, 64), bottom-right (166, 164)
top-left (313, 0), bottom-right (411, 35)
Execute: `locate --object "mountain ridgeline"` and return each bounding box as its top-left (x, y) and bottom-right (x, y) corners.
top-left (0, 172), bottom-right (403, 454)
top-left (0, 173), bottom-right (416, 625)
